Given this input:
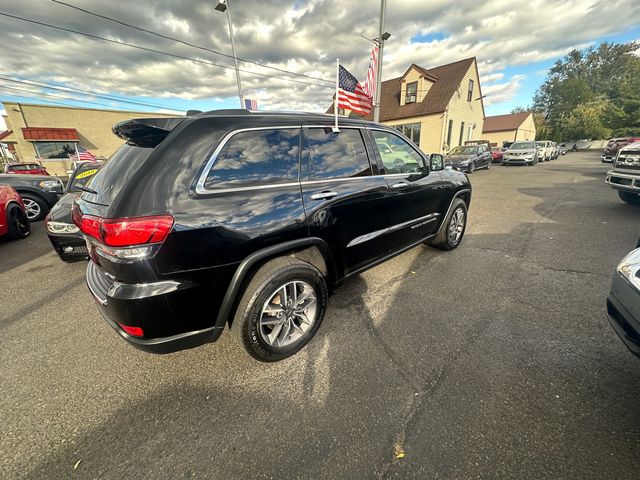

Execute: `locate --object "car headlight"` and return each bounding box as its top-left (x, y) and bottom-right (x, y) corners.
top-left (617, 248), bottom-right (640, 290)
top-left (39, 180), bottom-right (62, 189)
top-left (46, 221), bottom-right (80, 234)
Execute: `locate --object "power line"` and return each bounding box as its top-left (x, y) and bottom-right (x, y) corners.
top-left (0, 75), bottom-right (185, 112)
top-left (0, 12), bottom-right (333, 90)
top-left (0, 89), bottom-right (72, 107)
top-left (0, 83), bottom-right (135, 109)
top-left (50, 0), bottom-right (334, 85)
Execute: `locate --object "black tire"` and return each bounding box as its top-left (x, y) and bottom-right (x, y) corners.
top-left (20, 193), bottom-right (47, 221)
top-left (429, 198), bottom-right (468, 250)
top-left (231, 257), bottom-right (328, 362)
top-left (532, 156), bottom-right (538, 165)
top-left (5, 203), bottom-right (30, 239)
top-left (468, 161), bottom-right (476, 174)
top-left (618, 190), bottom-right (640, 206)
top-left (487, 159), bottom-right (492, 170)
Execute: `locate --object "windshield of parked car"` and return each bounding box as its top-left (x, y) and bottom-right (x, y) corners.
top-left (449, 146), bottom-right (478, 155)
top-left (69, 165), bottom-right (100, 193)
top-left (9, 164), bottom-right (40, 170)
top-left (536, 142), bottom-right (546, 147)
top-left (511, 142), bottom-right (535, 149)
top-left (491, 147), bottom-right (502, 152)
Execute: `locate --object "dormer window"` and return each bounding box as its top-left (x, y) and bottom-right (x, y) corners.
top-left (405, 82), bottom-right (417, 104)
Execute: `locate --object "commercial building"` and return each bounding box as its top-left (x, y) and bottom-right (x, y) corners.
top-left (482, 112), bottom-right (536, 147)
top-left (331, 57), bottom-right (486, 154)
top-left (1, 102), bottom-right (176, 175)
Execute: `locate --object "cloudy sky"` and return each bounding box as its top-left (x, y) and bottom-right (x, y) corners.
top-left (1, 0), bottom-right (639, 130)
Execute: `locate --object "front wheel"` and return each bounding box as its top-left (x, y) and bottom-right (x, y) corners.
top-left (232, 257), bottom-right (328, 362)
top-left (20, 194), bottom-right (47, 221)
top-left (429, 198), bottom-right (468, 250)
top-left (468, 161), bottom-right (476, 174)
top-left (618, 190), bottom-right (640, 206)
top-left (487, 159), bottom-right (492, 170)
top-left (6, 204), bottom-right (30, 239)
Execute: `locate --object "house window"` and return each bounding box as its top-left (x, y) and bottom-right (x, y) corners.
top-left (393, 122), bottom-right (421, 144)
top-left (446, 119), bottom-right (453, 150)
top-left (33, 141), bottom-right (76, 159)
top-left (459, 122), bottom-right (465, 146)
top-left (405, 82), bottom-right (418, 104)
top-left (467, 79), bottom-right (474, 102)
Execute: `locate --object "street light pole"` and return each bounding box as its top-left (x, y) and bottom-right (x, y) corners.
top-left (217, 0), bottom-right (244, 108)
top-left (373, 0), bottom-right (387, 122)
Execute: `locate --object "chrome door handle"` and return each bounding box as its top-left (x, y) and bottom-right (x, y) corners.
top-left (390, 182), bottom-right (409, 189)
top-left (310, 191), bottom-right (338, 200)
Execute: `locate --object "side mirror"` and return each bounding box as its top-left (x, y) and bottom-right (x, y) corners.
top-left (429, 154), bottom-right (444, 171)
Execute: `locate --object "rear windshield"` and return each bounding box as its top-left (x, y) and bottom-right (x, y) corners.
top-left (83, 144), bottom-right (152, 205)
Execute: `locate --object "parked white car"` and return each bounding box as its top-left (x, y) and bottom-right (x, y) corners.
top-left (536, 140), bottom-right (553, 161)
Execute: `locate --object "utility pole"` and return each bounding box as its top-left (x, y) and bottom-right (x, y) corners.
top-left (373, 0), bottom-right (387, 122)
top-left (216, 0), bottom-right (244, 108)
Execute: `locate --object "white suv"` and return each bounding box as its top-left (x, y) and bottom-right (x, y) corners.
top-left (536, 140), bottom-right (552, 162)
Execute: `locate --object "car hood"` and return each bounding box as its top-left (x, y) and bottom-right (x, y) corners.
top-left (47, 192), bottom-right (76, 223)
top-left (0, 173), bottom-right (58, 187)
top-left (446, 154), bottom-right (475, 164)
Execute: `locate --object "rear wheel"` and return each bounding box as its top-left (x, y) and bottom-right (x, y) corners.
top-left (20, 194), bottom-right (47, 221)
top-left (429, 198), bottom-right (467, 250)
top-left (6, 204), bottom-right (30, 239)
top-left (231, 257), bottom-right (328, 362)
top-left (618, 190), bottom-right (640, 206)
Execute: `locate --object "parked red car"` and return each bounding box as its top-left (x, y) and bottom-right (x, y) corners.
top-left (3, 162), bottom-right (50, 175)
top-left (491, 147), bottom-right (504, 163)
top-left (0, 185), bottom-right (31, 240)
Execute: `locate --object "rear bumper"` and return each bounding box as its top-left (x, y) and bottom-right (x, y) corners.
top-left (605, 170), bottom-right (640, 192)
top-left (86, 261), bottom-right (225, 354)
top-left (601, 154), bottom-right (615, 163)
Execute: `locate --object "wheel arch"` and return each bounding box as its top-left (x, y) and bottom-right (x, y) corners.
top-left (215, 237), bottom-right (337, 329)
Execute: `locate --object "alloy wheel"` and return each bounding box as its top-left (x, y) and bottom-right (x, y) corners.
top-left (448, 207), bottom-right (466, 245)
top-left (22, 199), bottom-right (41, 220)
top-left (259, 281), bottom-right (318, 348)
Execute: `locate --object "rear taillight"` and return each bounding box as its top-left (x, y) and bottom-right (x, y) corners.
top-left (72, 202), bottom-right (173, 261)
top-left (119, 324), bottom-right (144, 337)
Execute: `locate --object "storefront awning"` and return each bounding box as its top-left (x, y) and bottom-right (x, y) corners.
top-left (21, 127), bottom-right (80, 141)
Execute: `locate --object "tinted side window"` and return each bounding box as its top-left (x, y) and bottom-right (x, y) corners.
top-left (371, 130), bottom-right (425, 174)
top-left (205, 128), bottom-right (300, 189)
top-left (307, 128), bottom-right (371, 180)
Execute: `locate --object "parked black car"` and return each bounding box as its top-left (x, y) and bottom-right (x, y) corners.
top-left (46, 162), bottom-right (102, 262)
top-left (607, 239), bottom-right (640, 358)
top-left (0, 173), bottom-right (63, 220)
top-left (73, 110), bottom-right (471, 361)
top-left (445, 144), bottom-right (492, 173)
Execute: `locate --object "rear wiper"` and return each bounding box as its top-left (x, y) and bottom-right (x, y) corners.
top-left (75, 185), bottom-right (98, 195)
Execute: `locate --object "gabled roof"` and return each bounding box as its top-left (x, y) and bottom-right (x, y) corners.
top-left (401, 63), bottom-right (439, 83)
top-left (356, 57), bottom-right (477, 122)
top-left (483, 112), bottom-right (531, 133)
top-left (0, 130), bottom-right (13, 141)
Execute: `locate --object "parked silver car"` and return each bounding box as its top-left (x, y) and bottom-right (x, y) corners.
top-left (607, 240), bottom-right (640, 358)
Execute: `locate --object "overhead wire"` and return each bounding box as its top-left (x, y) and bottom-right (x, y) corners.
top-left (0, 75), bottom-right (185, 112)
top-left (50, 0), bottom-right (334, 85)
top-left (0, 12), bottom-right (334, 90)
top-left (0, 83), bottom-right (140, 109)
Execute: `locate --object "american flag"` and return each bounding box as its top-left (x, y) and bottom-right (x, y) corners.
top-left (70, 145), bottom-right (97, 162)
top-left (244, 98), bottom-right (258, 111)
top-left (338, 65), bottom-right (372, 115)
top-left (362, 45), bottom-right (378, 101)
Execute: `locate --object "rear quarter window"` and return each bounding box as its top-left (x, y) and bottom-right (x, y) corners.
top-left (203, 128), bottom-right (301, 190)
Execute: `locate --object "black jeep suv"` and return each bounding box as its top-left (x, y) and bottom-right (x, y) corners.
top-left (73, 110), bottom-right (471, 361)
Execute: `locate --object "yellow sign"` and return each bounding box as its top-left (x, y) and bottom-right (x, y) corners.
top-left (75, 169), bottom-right (97, 179)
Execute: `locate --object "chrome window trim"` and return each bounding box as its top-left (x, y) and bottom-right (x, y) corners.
top-left (195, 124), bottom-right (416, 195)
top-left (195, 125), bottom-right (302, 195)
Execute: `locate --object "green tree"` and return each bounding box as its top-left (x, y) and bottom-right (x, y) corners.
top-left (559, 100), bottom-right (611, 140)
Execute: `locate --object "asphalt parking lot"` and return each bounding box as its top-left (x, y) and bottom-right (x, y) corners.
top-left (1, 151), bottom-right (639, 479)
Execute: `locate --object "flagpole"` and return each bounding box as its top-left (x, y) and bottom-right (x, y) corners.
top-left (374, 0), bottom-right (387, 122)
top-left (333, 58), bottom-right (340, 133)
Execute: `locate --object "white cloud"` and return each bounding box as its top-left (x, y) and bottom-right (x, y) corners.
top-left (0, 0), bottom-right (638, 114)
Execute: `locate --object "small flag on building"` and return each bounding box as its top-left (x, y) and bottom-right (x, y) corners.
top-left (70, 145), bottom-right (97, 162)
top-left (244, 98), bottom-right (258, 111)
top-left (337, 65), bottom-right (372, 116)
